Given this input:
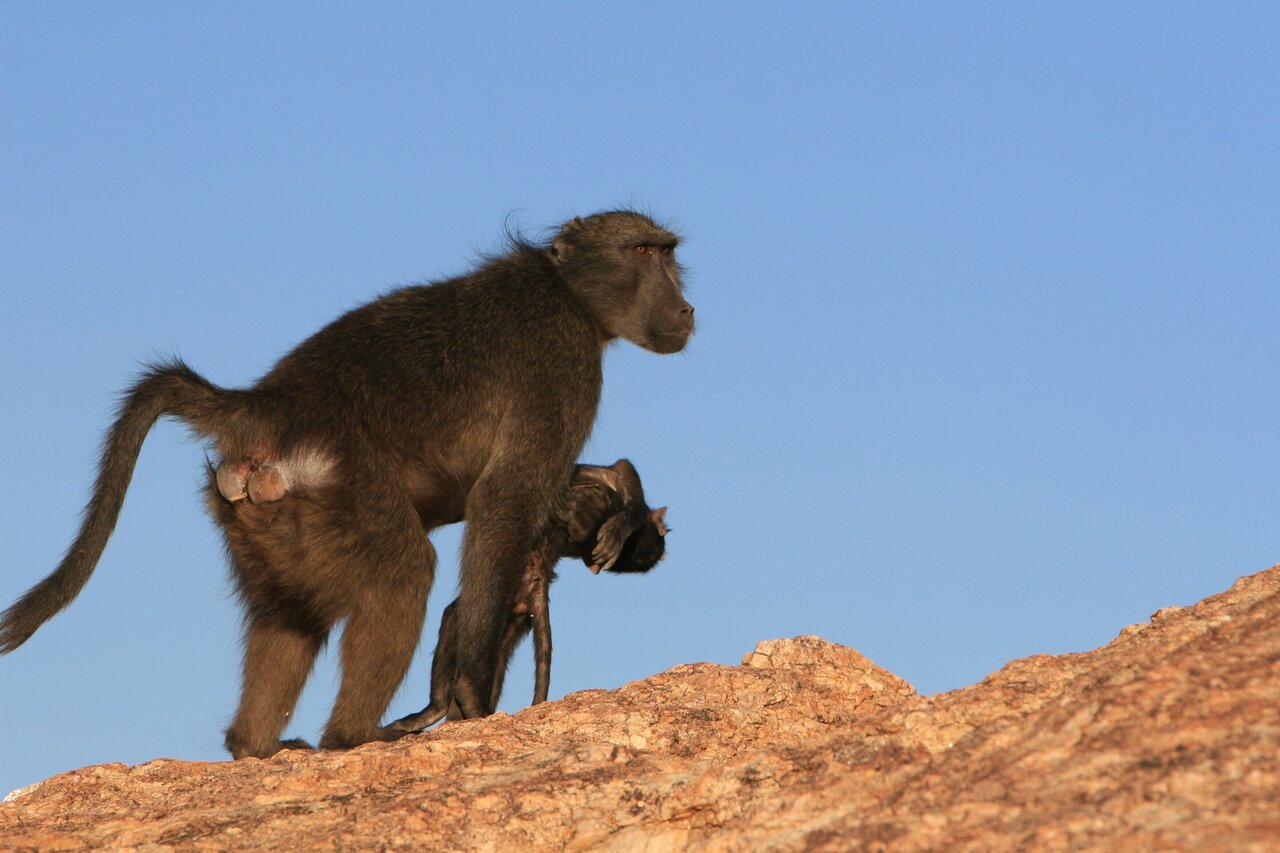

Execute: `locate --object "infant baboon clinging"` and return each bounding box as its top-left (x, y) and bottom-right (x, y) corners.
top-left (390, 459), bottom-right (669, 732)
top-left (0, 210), bottom-right (694, 758)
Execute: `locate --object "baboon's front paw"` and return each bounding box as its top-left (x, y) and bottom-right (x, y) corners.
top-left (591, 513), bottom-right (628, 572)
top-left (387, 705), bottom-right (447, 732)
top-left (375, 724), bottom-right (416, 742)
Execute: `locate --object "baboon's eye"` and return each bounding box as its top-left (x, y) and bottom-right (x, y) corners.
top-left (634, 244), bottom-right (649, 255)
top-left (660, 245), bottom-right (674, 256)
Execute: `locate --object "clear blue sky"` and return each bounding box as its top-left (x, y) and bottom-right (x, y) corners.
top-left (2, 4), bottom-right (1277, 795)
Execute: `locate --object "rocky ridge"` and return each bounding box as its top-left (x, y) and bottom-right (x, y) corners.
top-left (3, 565), bottom-right (1278, 850)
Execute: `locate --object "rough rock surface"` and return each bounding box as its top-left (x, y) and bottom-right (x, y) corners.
top-left (3, 565), bottom-right (1279, 851)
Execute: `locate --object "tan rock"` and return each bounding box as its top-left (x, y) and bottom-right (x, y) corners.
top-left (3, 565), bottom-right (1279, 850)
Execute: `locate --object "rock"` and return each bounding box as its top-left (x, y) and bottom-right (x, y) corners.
top-left (3, 565), bottom-right (1279, 850)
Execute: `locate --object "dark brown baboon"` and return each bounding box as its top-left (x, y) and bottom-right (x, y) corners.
top-left (390, 459), bottom-right (669, 733)
top-left (0, 211), bottom-right (693, 758)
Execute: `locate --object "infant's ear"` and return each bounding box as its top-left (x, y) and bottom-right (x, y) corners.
top-left (651, 507), bottom-right (668, 536)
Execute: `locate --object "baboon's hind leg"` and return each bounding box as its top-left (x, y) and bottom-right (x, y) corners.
top-left (225, 610), bottom-right (327, 759)
top-left (319, 492), bottom-right (435, 750)
top-left (320, 581), bottom-right (429, 748)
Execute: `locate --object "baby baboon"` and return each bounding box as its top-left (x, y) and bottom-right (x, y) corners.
top-left (390, 459), bottom-right (669, 732)
top-left (0, 211), bottom-right (693, 758)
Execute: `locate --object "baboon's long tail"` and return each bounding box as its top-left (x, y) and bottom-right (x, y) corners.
top-left (0, 359), bottom-right (242, 653)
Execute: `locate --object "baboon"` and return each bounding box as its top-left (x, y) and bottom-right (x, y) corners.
top-left (0, 211), bottom-right (693, 758)
top-left (390, 459), bottom-right (669, 732)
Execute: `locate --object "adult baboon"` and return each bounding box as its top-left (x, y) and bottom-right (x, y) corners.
top-left (0, 211), bottom-right (693, 758)
top-left (391, 459), bottom-right (669, 733)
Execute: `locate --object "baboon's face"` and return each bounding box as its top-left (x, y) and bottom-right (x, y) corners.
top-left (551, 212), bottom-right (695, 354)
top-left (620, 238), bottom-right (695, 354)
top-left (608, 508), bottom-right (668, 574)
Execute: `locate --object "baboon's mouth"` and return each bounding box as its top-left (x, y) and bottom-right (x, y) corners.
top-left (650, 330), bottom-right (692, 354)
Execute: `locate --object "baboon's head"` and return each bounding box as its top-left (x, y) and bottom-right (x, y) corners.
top-left (550, 211), bottom-right (695, 354)
top-left (606, 507), bottom-right (668, 574)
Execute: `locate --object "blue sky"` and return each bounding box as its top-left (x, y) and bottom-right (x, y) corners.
top-left (2, 3), bottom-right (1277, 795)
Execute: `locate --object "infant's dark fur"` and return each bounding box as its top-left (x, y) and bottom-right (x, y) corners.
top-left (390, 459), bottom-right (667, 731)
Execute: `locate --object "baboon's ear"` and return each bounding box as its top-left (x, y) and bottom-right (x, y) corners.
top-left (549, 216), bottom-right (585, 264)
top-left (550, 235), bottom-right (572, 263)
top-left (651, 507), bottom-right (668, 536)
